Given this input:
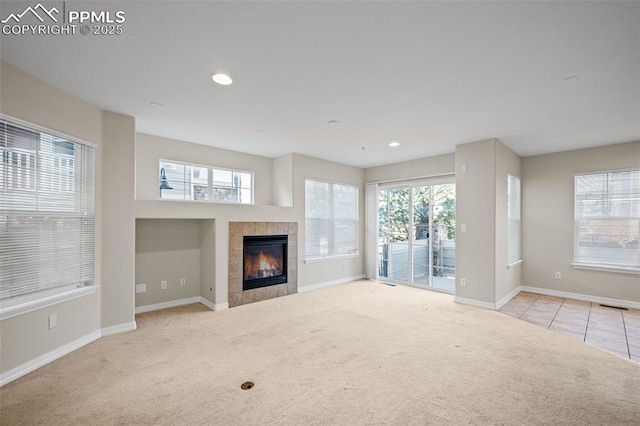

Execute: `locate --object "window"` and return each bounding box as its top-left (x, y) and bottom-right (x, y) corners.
top-left (305, 179), bottom-right (358, 261)
top-left (575, 170), bottom-right (640, 272)
top-left (507, 173), bottom-right (521, 265)
top-left (159, 159), bottom-right (253, 204)
top-left (0, 117), bottom-right (96, 304)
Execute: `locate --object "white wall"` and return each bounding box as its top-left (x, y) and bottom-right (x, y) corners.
top-left (522, 141), bottom-right (640, 303)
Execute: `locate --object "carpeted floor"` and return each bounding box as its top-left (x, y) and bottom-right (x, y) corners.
top-left (1, 280), bottom-right (639, 425)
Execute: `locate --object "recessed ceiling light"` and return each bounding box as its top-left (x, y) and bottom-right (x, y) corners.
top-left (388, 141), bottom-right (400, 147)
top-left (327, 120), bottom-right (341, 126)
top-left (149, 101), bottom-right (166, 107)
top-left (212, 73), bottom-right (232, 85)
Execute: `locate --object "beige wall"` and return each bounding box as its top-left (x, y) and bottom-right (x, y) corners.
top-left (364, 153), bottom-right (455, 183)
top-left (455, 140), bottom-right (498, 304)
top-left (495, 141), bottom-right (522, 302)
top-left (135, 220), bottom-right (203, 307)
top-left (134, 147), bottom-right (365, 305)
top-left (273, 154), bottom-right (294, 207)
top-left (522, 141), bottom-right (640, 303)
top-left (101, 111), bottom-right (136, 328)
top-left (0, 61), bottom-right (102, 374)
top-left (135, 133), bottom-right (274, 205)
top-left (454, 139), bottom-right (522, 306)
top-left (199, 220), bottom-right (216, 303)
top-left (292, 154), bottom-right (366, 287)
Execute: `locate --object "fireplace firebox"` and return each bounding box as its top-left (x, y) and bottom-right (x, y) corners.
top-left (243, 235), bottom-right (288, 291)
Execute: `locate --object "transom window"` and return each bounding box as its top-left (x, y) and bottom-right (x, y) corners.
top-left (159, 159), bottom-right (253, 204)
top-left (574, 169), bottom-right (639, 272)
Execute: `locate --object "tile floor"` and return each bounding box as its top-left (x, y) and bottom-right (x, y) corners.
top-left (499, 292), bottom-right (640, 362)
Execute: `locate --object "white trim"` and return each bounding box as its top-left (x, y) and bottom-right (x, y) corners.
top-left (495, 286), bottom-right (523, 310)
top-left (298, 275), bottom-right (365, 293)
top-left (0, 330), bottom-right (101, 387)
top-left (212, 301), bottom-right (228, 310)
top-left (101, 321), bottom-right (137, 337)
top-left (507, 259), bottom-right (523, 269)
top-left (134, 297), bottom-right (227, 314)
top-left (304, 253), bottom-right (360, 264)
top-left (0, 286), bottom-right (98, 321)
top-left (199, 297), bottom-right (217, 311)
top-left (135, 297), bottom-right (202, 314)
top-left (454, 296), bottom-right (496, 310)
top-left (521, 286), bottom-right (640, 310)
top-left (572, 263), bottom-right (639, 275)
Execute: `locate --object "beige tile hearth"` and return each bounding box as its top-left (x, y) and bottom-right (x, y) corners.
top-left (228, 221), bottom-right (298, 308)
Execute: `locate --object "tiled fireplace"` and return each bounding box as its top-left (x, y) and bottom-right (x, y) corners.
top-left (228, 222), bottom-right (298, 307)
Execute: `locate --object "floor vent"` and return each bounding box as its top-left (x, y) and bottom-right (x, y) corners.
top-left (599, 304), bottom-right (628, 311)
top-left (381, 282), bottom-right (397, 287)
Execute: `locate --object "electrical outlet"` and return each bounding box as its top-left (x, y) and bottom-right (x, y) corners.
top-left (135, 283), bottom-right (146, 293)
top-left (460, 224), bottom-right (467, 233)
top-left (48, 314), bottom-right (57, 329)
top-left (180, 278), bottom-right (186, 287)
top-left (460, 278), bottom-right (467, 287)
top-left (555, 272), bottom-right (562, 280)
top-left (161, 280), bottom-right (167, 289)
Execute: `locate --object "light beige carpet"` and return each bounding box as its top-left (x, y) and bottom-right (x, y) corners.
top-left (1, 280), bottom-right (639, 425)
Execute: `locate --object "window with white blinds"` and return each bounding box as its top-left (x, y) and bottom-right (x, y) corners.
top-left (507, 173), bottom-right (521, 265)
top-left (575, 170), bottom-right (640, 272)
top-left (0, 117), bottom-right (96, 302)
top-left (305, 179), bottom-right (358, 261)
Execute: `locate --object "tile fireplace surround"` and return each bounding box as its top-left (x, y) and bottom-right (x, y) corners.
top-left (228, 222), bottom-right (298, 308)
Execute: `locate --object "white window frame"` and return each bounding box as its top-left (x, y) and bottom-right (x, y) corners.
top-left (304, 178), bottom-right (359, 263)
top-left (159, 159), bottom-right (254, 205)
top-left (573, 168), bottom-right (640, 274)
top-left (507, 173), bottom-right (522, 267)
top-left (0, 114), bottom-right (98, 320)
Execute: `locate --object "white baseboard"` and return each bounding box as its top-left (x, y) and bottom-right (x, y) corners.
top-left (0, 330), bottom-right (101, 387)
top-left (212, 301), bottom-right (228, 310)
top-left (495, 286), bottom-right (522, 310)
top-left (454, 296), bottom-right (496, 310)
top-left (135, 297), bottom-right (227, 314)
top-left (298, 275), bottom-right (365, 293)
top-left (521, 286), bottom-right (640, 310)
top-left (102, 321), bottom-right (137, 337)
top-left (135, 297), bottom-right (202, 314)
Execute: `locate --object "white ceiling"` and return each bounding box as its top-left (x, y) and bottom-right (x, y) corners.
top-left (1, 1), bottom-right (638, 168)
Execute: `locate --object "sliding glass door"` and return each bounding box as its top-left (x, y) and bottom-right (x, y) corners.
top-left (378, 181), bottom-right (455, 293)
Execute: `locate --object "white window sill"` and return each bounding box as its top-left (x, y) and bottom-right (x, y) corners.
top-left (0, 285), bottom-right (98, 321)
top-left (572, 263), bottom-right (640, 275)
top-left (507, 259), bottom-right (523, 269)
top-left (304, 253), bottom-right (360, 264)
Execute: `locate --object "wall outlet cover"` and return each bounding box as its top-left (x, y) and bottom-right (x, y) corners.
top-left (135, 283), bottom-right (146, 293)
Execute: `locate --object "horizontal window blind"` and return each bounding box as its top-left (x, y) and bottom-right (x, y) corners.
top-left (575, 170), bottom-right (639, 269)
top-left (305, 179), bottom-right (358, 259)
top-left (0, 118), bottom-right (95, 301)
